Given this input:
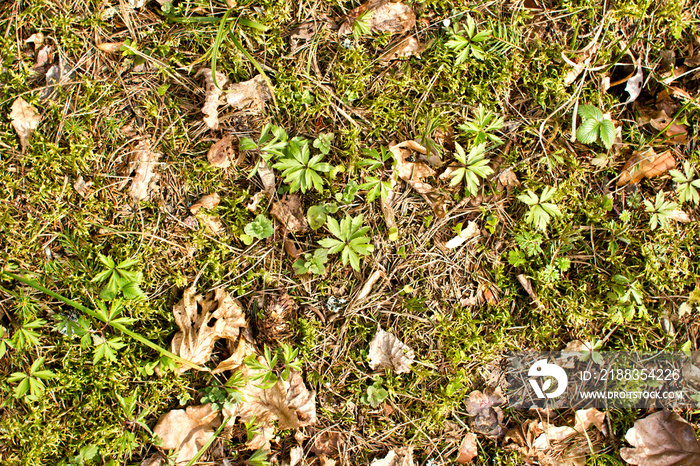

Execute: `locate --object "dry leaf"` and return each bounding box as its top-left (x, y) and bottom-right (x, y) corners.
top-left (311, 431), bottom-right (341, 457)
top-left (223, 366), bottom-right (317, 449)
top-left (668, 209), bottom-right (691, 223)
top-left (190, 193), bottom-right (220, 214)
top-left (225, 75), bottom-right (272, 114)
top-left (96, 42), bottom-right (124, 53)
top-left (464, 387), bottom-right (505, 438)
top-left (355, 270), bottom-right (387, 302)
top-left (271, 195), bottom-right (308, 233)
top-left (456, 432), bottom-right (478, 464)
top-left (497, 169), bottom-right (520, 190)
top-left (197, 68), bottom-right (228, 130)
top-left (200, 215), bottom-right (225, 235)
top-left (340, 1), bottom-right (415, 36)
top-left (517, 274), bottom-right (545, 311)
top-left (140, 454), bottom-right (164, 466)
top-left (128, 140), bottom-right (160, 201)
top-left (25, 32), bottom-right (44, 47)
top-left (258, 160), bottom-right (276, 195)
top-left (171, 286), bottom-right (247, 372)
top-left (10, 97), bottom-right (41, 151)
top-left (380, 37), bottom-right (426, 62)
top-left (290, 21), bottom-right (318, 54)
top-left (637, 107), bottom-right (688, 143)
top-left (74, 175), bottom-right (92, 198)
top-left (246, 192), bottom-right (265, 213)
top-left (212, 334), bottom-right (257, 374)
top-left (152, 404), bottom-right (221, 465)
top-left (621, 409), bottom-right (700, 465)
top-left (390, 140), bottom-right (436, 194)
top-left (368, 327), bottom-right (415, 374)
top-left (617, 149), bottom-right (676, 186)
top-left (370, 447), bottom-right (415, 466)
top-left (445, 221), bottom-right (479, 249)
top-left (207, 136), bottom-right (235, 168)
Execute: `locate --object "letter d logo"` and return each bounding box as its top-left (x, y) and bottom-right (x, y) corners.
top-left (528, 359), bottom-right (568, 399)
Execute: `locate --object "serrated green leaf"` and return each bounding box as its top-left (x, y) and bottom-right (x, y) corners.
top-left (599, 119), bottom-right (616, 149)
top-left (576, 119), bottom-right (600, 145)
top-left (578, 105), bottom-right (603, 121)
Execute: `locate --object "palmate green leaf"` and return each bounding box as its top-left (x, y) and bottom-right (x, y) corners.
top-left (446, 36), bottom-right (469, 51)
top-left (578, 105), bottom-right (603, 121)
top-left (449, 167), bottom-right (466, 187)
top-left (318, 238), bottom-right (344, 254)
top-left (517, 190), bottom-right (539, 206)
top-left (576, 119), bottom-right (600, 145)
top-left (244, 215), bottom-right (274, 240)
top-left (470, 44), bottom-right (486, 60)
top-left (326, 216), bottom-right (341, 239)
top-left (599, 119), bottom-right (616, 149)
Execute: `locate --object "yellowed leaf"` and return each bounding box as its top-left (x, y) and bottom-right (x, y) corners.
top-left (617, 149), bottom-right (675, 186)
top-left (368, 327), bottom-right (414, 374)
top-left (171, 286), bottom-right (247, 372)
top-left (10, 97), bottom-right (41, 151)
top-left (152, 404), bottom-right (221, 465)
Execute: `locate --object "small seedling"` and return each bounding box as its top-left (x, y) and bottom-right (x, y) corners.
top-left (244, 344), bottom-right (302, 389)
top-left (644, 191), bottom-right (677, 230)
top-left (272, 138), bottom-right (332, 193)
top-left (576, 105), bottom-right (615, 150)
top-left (293, 249), bottom-right (329, 275)
top-left (360, 381), bottom-right (389, 408)
top-left (10, 318), bottom-right (44, 351)
top-left (307, 203), bottom-right (338, 230)
top-left (243, 215), bottom-right (274, 243)
top-left (670, 161), bottom-right (700, 205)
top-left (352, 10), bottom-right (373, 39)
top-left (318, 214), bottom-right (374, 272)
top-left (458, 105), bottom-right (504, 145)
top-left (91, 254), bottom-right (145, 301)
top-left (8, 356), bottom-right (55, 402)
top-left (446, 15), bottom-right (491, 63)
top-left (336, 179), bottom-right (359, 203)
top-left (517, 186), bottom-right (562, 231)
top-left (313, 132), bottom-right (334, 155)
top-left (448, 142), bottom-right (494, 197)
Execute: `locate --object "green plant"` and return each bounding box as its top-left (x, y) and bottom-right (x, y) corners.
top-left (360, 380), bottom-right (389, 408)
top-left (670, 161), bottom-right (700, 205)
top-left (358, 147), bottom-right (393, 172)
top-left (243, 215), bottom-right (274, 241)
top-left (644, 191), bottom-right (677, 230)
top-left (336, 179), bottom-right (359, 204)
top-left (8, 356), bottom-right (55, 401)
top-left (575, 105), bottom-right (615, 150)
top-left (517, 187), bottom-right (562, 231)
top-left (318, 214), bottom-right (374, 272)
top-left (244, 344), bottom-right (302, 389)
top-left (247, 447), bottom-right (270, 466)
top-left (272, 138), bottom-right (332, 193)
top-left (91, 254), bottom-right (145, 301)
top-left (446, 16), bottom-right (491, 63)
top-left (240, 124), bottom-right (289, 161)
top-left (313, 132), bottom-right (334, 155)
top-left (307, 203), bottom-right (338, 230)
top-left (10, 318), bottom-right (44, 351)
top-left (458, 105), bottom-right (504, 145)
top-left (448, 142), bottom-right (494, 196)
top-left (352, 10), bottom-right (373, 39)
top-left (200, 384), bottom-right (243, 412)
top-left (419, 117), bottom-right (444, 159)
top-left (116, 389), bottom-right (152, 434)
top-left (293, 249), bottom-right (329, 275)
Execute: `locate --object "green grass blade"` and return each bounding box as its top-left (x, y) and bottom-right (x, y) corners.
top-left (185, 416), bottom-right (231, 466)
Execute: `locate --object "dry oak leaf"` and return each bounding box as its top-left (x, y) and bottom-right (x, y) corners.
top-left (171, 286), bottom-right (246, 372)
top-left (223, 366), bottom-right (317, 450)
top-left (370, 447), bottom-right (415, 466)
top-left (311, 431), bottom-right (341, 457)
top-left (190, 193), bottom-right (220, 214)
top-left (340, 0), bottom-right (415, 36)
top-left (390, 140), bottom-right (436, 194)
top-left (617, 149), bottom-right (675, 186)
top-left (271, 194), bottom-right (308, 233)
top-left (637, 107), bottom-right (688, 144)
top-left (456, 432), bottom-right (478, 464)
top-left (196, 68), bottom-right (228, 130)
top-left (128, 140), bottom-right (160, 201)
top-left (225, 75), bottom-right (272, 114)
top-left (207, 136), bottom-right (236, 168)
top-left (621, 410), bottom-right (700, 466)
top-left (464, 386), bottom-right (505, 438)
top-left (152, 404), bottom-right (221, 465)
top-left (10, 97), bottom-right (41, 151)
top-left (368, 327), bottom-right (415, 374)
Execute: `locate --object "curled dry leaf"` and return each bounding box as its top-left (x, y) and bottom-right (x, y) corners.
top-left (517, 274), bottom-right (545, 311)
top-left (223, 367), bottom-right (317, 449)
top-left (171, 286), bottom-right (247, 372)
top-left (73, 175), bottom-right (92, 198)
top-left (196, 68), bottom-right (228, 130)
top-left (10, 97), bottom-right (41, 151)
top-left (390, 140), bottom-right (436, 194)
top-left (380, 37), bottom-right (426, 62)
top-left (288, 446), bottom-right (304, 466)
top-left (311, 431), bottom-right (341, 457)
top-left (190, 193), bottom-right (220, 214)
top-left (207, 136), bottom-right (236, 168)
top-left (340, 0), bottom-right (416, 36)
top-left (355, 269), bottom-right (387, 302)
top-left (255, 292), bottom-right (297, 345)
top-left (638, 107), bottom-right (688, 144)
top-left (152, 404), bottom-right (221, 465)
top-left (667, 209), bottom-right (691, 224)
top-left (128, 140), bottom-right (160, 201)
top-left (271, 195), bottom-right (308, 233)
top-left (456, 432), bottom-right (478, 464)
top-left (290, 21), bottom-right (317, 54)
top-left (445, 221), bottom-right (480, 249)
top-left (212, 332), bottom-right (257, 374)
top-left (96, 42), bottom-right (124, 53)
top-left (617, 149), bottom-right (675, 186)
top-left (258, 160), bottom-right (276, 195)
top-left (225, 75), bottom-right (272, 114)
top-left (625, 60), bottom-right (643, 103)
top-left (368, 327), bottom-right (415, 374)
top-left (200, 215), bottom-right (225, 235)
top-left (621, 409), bottom-right (700, 466)
top-left (497, 169), bottom-right (520, 191)
top-left (370, 447), bottom-right (415, 466)
top-left (246, 192), bottom-right (265, 213)
top-left (140, 454), bottom-right (164, 466)
top-left (464, 386), bottom-right (505, 438)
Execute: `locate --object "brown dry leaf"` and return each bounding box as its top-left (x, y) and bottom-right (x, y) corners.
top-left (96, 42), bottom-right (124, 53)
top-left (140, 454), bottom-right (163, 466)
top-left (152, 404), bottom-right (221, 465)
top-left (497, 169), bottom-right (520, 191)
top-left (190, 193), bottom-right (220, 214)
top-left (225, 75), bottom-right (272, 114)
top-left (73, 175), bottom-right (92, 198)
top-left (311, 431), bottom-right (341, 457)
top-left (256, 292), bottom-right (297, 345)
top-left (212, 333), bottom-right (257, 374)
top-left (258, 160), bottom-right (276, 195)
top-left (246, 192), bottom-right (265, 213)
top-left (390, 140), bottom-right (436, 194)
top-left (284, 237), bottom-right (301, 259)
top-left (355, 269), bottom-right (387, 302)
top-left (621, 410), bottom-right (700, 465)
top-left (25, 32), bottom-right (44, 47)
top-left (223, 366), bottom-right (317, 449)
top-left (128, 140), bottom-right (160, 201)
top-left (380, 37), bottom-right (426, 62)
top-left (668, 209), bottom-right (691, 223)
top-left (464, 386), bottom-right (505, 438)
top-left (517, 274), bottom-right (545, 311)
top-left (456, 432), bottom-right (478, 464)
top-left (196, 68), bottom-right (228, 130)
top-left (10, 97), bottom-right (41, 151)
top-left (290, 21), bottom-right (318, 54)
top-left (562, 43), bottom-right (601, 86)
top-left (171, 286), bottom-right (247, 372)
top-left (271, 195), bottom-right (308, 233)
top-left (637, 106), bottom-right (688, 144)
top-left (368, 327), bottom-right (415, 374)
top-left (200, 215), bottom-right (225, 235)
top-left (617, 149), bottom-right (676, 186)
top-left (340, 0), bottom-right (415, 36)
top-left (207, 136), bottom-right (236, 168)
top-left (370, 447), bottom-right (415, 466)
